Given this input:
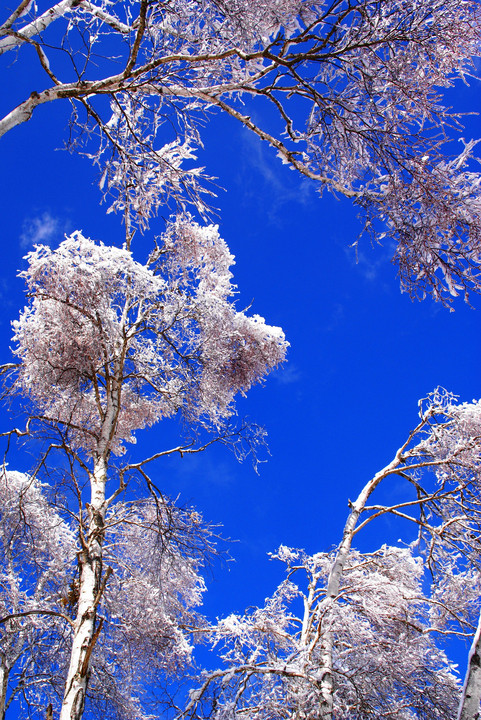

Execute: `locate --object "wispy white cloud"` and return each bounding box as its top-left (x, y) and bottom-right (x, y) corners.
top-left (344, 239), bottom-right (395, 283)
top-left (170, 452), bottom-right (237, 490)
top-left (238, 129), bottom-right (317, 219)
top-left (273, 364), bottom-right (301, 385)
top-left (20, 211), bottom-right (66, 248)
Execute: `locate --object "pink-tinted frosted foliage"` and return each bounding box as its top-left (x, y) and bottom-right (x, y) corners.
top-left (184, 392), bottom-right (481, 720)
top-left (88, 498), bottom-right (213, 719)
top-left (11, 218), bottom-right (287, 455)
top-left (0, 467), bottom-right (214, 720)
top-left (2, 1), bottom-right (481, 301)
top-left (187, 545), bottom-right (463, 720)
top-left (0, 469), bottom-right (76, 716)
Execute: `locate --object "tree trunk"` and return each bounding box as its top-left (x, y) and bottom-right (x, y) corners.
top-left (317, 452), bottom-right (405, 720)
top-left (0, 656), bottom-right (8, 720)
top-left (59, 457), bottom-right (107, 720)
top-left (458, 612), bottom-right (481, 720)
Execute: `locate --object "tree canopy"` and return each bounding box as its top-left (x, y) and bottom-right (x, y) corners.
top-left (2, 1), bottom-right (481, 719)
top-left (2, 0), bottom-right (481, 300)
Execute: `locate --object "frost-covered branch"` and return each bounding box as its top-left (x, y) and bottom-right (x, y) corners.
top-left (1, 0), bottom-right (481, 300)
top-left (1, 215), bottom-right (286, 719)
top-left (0, 609), bottom-right (74, 627)
top-left (183, 389), bottom-right (481, 720)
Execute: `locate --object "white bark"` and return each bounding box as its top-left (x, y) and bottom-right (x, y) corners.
top-left (312, 406), bottom-right (442, 719)
top-left (60, 371), bottom-right (121, 720)
top-left (458, 612), bottom-right (481, 720)
top-left (0, 90), bottom-right (53, 137)
top-left (0, 76), bottom-right (125, 138)
top-left (0, 0), bottom-right (76, 55)
top-left (59, 456), bottom-right (107, 720)
top-left (317, 448), bottom-right (408, 719)
top-left (75, 2), bottom-right (131, 34)
top-left (0, 657), bottom-right (8, 720)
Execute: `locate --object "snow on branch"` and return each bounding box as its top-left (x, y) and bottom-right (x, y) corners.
top-left (10, 219), bottom-right (287, 456)
top-left (1, 0), bottom-right (481, 300)
top-left (0, 468), bottom-right (76, 716)
top-left (182, 390), bottom-right (481, 720)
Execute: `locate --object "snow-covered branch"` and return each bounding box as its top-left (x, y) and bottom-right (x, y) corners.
top-left (0, 213), bottom-right (286, 719)
top-left (184, 389), bottom-right (481, 720)
top-left (1, 0), bottom-right (481, 300)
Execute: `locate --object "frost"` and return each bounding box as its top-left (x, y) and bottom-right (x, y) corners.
top-left (2, 0), bottom-right (480, 302)
top-left (186, 391), bottom-right (481, 720)
top-left (12, 219), bottom-right (288, 455)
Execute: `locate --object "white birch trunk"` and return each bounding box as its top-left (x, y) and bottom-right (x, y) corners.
top-left (0, 657), bottom-right (8, 720)
top-left (317, 452), bottom-right (406, 720)
top-left (59, 456), bottom-right (107, 720)
top-left (60, 376), bottom-right (120, 720)
top-left (0, 76), bottom-right (124, 138)
top-left (457, 612), bottom-right (481, 720)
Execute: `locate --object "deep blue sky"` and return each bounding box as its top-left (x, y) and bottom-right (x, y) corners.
top-left (1, 16), bottom-right (481, 696)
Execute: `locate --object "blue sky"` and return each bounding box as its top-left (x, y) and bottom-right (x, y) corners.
top-left (1, 19), bottom-right (481, 698)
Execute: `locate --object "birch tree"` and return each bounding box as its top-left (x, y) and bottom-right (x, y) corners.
top-left (0, 469), bottom-right (75, 719)
top-left (1, 0), bottom-right (481, 301)
top-left (183, 389), bottom-right (481, 720)
top-left (5, 217), bottom-right (287, 720)
top-left (86, 497), bottom-right (212, 720)
top-left (0, 466), bottom-right (217, 720)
